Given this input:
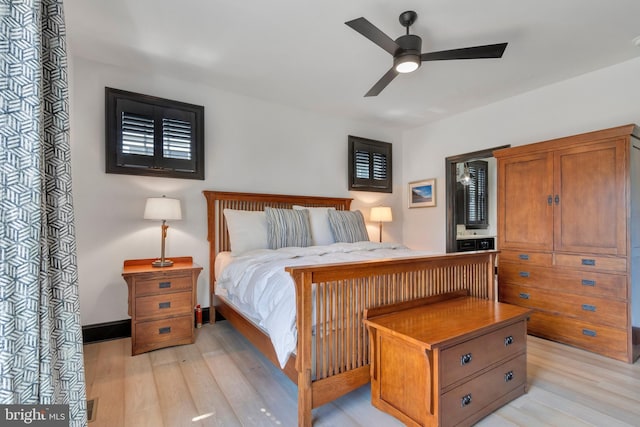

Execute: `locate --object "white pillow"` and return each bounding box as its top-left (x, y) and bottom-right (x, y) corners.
top-left (293, 205), bottom-right (336, 246)
top-left (223, 209), bottom-right (268, 255)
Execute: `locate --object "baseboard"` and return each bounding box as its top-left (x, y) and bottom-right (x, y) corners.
top-left (82, 307), bottom-right (213, 344)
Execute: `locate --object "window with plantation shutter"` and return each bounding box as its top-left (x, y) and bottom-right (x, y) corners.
top-left (349, 136), bottom-right (392, 193)
top-left (106, 88), bottom-right (204, 180)
top-left (463, 160), bottom-right (488, 228)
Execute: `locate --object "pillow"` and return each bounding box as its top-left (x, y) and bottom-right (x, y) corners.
top-left (327, 210), bottom-right (370, 243)
top-left (292, 205), bottom-right (335, 246)
top-left (223, 209), bottom-right (268, 255)
top-left (265, 207), bottom-right (312, 249)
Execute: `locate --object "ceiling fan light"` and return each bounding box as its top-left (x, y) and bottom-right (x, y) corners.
top-left (395, 58), bottom-right (419, 73)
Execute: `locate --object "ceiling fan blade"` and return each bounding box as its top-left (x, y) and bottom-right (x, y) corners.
top-left (345, 17), bottom-right (399, 55)
top-left (365, 68), bottom-right (399, 97)
top-left (421, 42), bottom-right (508, 61)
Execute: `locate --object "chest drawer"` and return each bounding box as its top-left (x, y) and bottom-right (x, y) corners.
top-left (134, 274), bottom-right (193, 296)
top-left (499, 283), bottom-right (627, 328)
top-left (527, 311), bottom-right (628, 362)
top-left (440, 353), bottom-right (526, 427)
top-left (135, 291), bottom-right (193, 320)
top-left (440, 321), bottom-right (526, 388)
top-left (499, 250), bottom-right (553, 267)
top-left (499, 263), bottom-right (626, 299)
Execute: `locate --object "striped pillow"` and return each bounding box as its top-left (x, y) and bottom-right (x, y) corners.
top-left (265, 207), bottom-right (312, 249)
top-left (327, 210), bottom-right (370, 243)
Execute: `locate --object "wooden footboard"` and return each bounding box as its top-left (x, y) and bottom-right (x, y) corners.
top-left (203, 190), bottom-right (496, 426)
top-left (286, 251), bottom-right (497, 426)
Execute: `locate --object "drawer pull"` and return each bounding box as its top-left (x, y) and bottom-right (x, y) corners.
top-left (504, 371), bottom-right (514, 382)
top-left (547, 195), bottom-right (553, 206)
top-left (582, 304), bottom-right (596, 312)
top-left (159, 327), bottom-right (171, 335)
top-left (504, 335), bottom-right (514, 346)
top-left (582, 329), bottom-right (597, 337)
top-left (460, 353), bottom-right (473, 366)
top-left (582, 259), bottom-right (596, 266)
top-left (461, 394), bottom-right (472, 407)
top-left (519, 292), bottom-right (530, 300)
top-left (581, 279), bottom-right (596, 287)
top-left (159, 281), bottom-right (171, 289)
top-left (519, 254), bottom-right (529, 260)
top-left (519, 271), bottom-right (530, 278)
top-left (159, 301), bottom-right (171, 309)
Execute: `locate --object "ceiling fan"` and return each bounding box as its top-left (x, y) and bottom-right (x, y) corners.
top-left (345, 10), bottom-right (508, 97)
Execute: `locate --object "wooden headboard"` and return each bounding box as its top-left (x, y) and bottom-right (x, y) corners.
top-left (202, 191), bottom-right (352, 301)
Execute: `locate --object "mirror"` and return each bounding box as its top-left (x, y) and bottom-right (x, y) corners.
top-left (445, 145), bottom-right (509, 253)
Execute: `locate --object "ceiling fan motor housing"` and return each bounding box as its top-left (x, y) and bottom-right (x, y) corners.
top-left (394, 34), bottom-right (422, 72)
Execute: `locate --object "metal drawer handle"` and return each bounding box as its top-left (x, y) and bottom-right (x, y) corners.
top-left (159, 327), bottom-right (171, 334)
top-left (504, 371), bottom-right (514, 382)
top-left (581, 304), bottom-right (596, 312)
top-left (581, 279), bottom-right (596, 287)
top-left (519, 292), bottom-right (530, 300)
top-left (461, 394), bottom-right (472, 407)
top-left (582, 259), bottom-right (596, 266)
top-left (460, 353), bottom-right (472, 365)
top-left (159, 302), bottom-right (171, 309)
top-left (504, 335), bottom-right (514, 346)
top-left (159, 281), bottom-right (171, 289)
top-left (519, 271), bottom-right (530, 278)
top-left (582, 329), bottom-right (597, 337)
top-left (519, 254), bottom-right (530, 260)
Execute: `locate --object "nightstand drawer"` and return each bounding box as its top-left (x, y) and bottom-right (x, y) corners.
top-left (440, 321), bottom-right (526, 388)
top-left (135, 274), bottom-right (193, 296)
top-left (135, 315), bottom-right (193, 350)
top-left (135, 291), bottom-right (192, 320)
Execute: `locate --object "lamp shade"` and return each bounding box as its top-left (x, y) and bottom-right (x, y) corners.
top-left (370, 206), bottom-right (393, 223)
top-left (144, 197), bottom-right (182, 221)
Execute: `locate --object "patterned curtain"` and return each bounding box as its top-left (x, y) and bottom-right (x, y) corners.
top-left (1, 1), bottom-right (87, 426)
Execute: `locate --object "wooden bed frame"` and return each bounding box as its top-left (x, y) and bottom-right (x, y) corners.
top-left (203, 191), bottom-right (497, 426)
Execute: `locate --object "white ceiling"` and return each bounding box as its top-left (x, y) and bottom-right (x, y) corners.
top-left (64, 0), bottom-right (640, 129)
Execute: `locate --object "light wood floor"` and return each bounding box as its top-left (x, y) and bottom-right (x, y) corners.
top-left (84, 321), bottom-right (640, 426)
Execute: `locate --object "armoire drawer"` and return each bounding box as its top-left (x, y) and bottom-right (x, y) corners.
top-left (554, 254), bottom-right (626, 273)
top-left (440, 321), bottom-right (526, 388)
top-left (526, 311), bottom-right (629, 362)
top-left (498, 283), bottom-right (627, 328)
top-left (498, 263), bottom-right (626, 299)
top-left (499, 250), bottom-right (553, 267)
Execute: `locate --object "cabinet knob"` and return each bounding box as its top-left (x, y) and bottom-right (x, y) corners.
top-left (504, 335), bottom-right (514, 346)
top-left (460, 353), bottom-right (472, 365)
top-left (461, 394), bottom-right (472, 407)
top-left (504, 371), bottom-right (514, 382)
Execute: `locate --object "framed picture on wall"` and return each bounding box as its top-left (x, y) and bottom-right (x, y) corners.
top-left (408, 179), bottom-right (436, 208)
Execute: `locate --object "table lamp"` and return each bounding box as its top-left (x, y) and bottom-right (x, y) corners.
top-left (144, 196), bottom-right (182, 267)
top-left (370, 206), bottom-right (393, 242)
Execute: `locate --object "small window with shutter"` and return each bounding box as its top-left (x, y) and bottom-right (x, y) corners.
top-left (348, 135), bottom-right (392, 193)
top-left (106, 88), bottom-right (204, 180)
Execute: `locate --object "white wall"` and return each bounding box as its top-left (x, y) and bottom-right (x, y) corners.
top-left (71, 56), bottom-right (403, 326)
top-left (401, 56), bottom-right (640, 251)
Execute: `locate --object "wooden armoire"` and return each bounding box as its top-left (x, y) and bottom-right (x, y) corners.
top-left (495, 124), bottom-right (640, 363)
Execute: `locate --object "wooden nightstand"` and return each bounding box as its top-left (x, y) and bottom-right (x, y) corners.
top-left (122, 257), bottom-right (202, 356)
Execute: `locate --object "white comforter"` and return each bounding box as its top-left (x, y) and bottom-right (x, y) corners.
top-left (216, 241), bottom-right (432, 367)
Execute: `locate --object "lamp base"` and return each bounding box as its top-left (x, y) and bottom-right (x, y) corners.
top-left (151, 259), bottom-right (174, 268)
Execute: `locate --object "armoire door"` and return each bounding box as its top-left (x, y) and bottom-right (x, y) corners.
top-left (553, 138), bottom-right (627, 255)
top-left (498, 151), bottom-right (554, 251)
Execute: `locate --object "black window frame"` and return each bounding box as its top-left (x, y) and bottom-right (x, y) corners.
top-left (105, 87), bottom-right (205, 180)
top-left (348, 135), bottom-right (392, 193)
